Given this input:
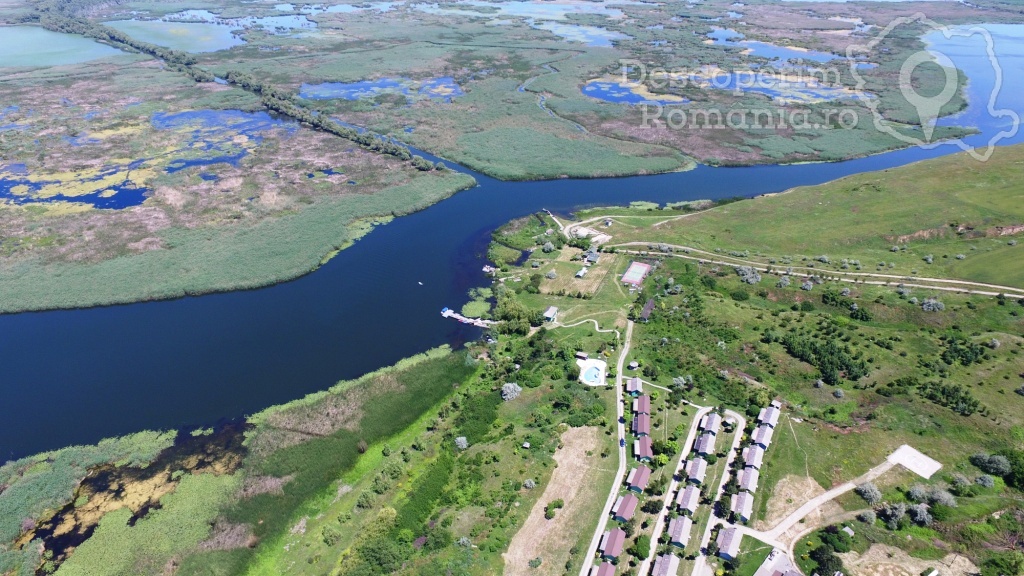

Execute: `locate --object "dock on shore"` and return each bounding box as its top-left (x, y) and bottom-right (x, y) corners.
top-left (441, 307), bottom-right (497, 328)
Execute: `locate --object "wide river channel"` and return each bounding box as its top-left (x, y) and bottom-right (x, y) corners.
top-left (1, 25), bottom-right (1022, 460)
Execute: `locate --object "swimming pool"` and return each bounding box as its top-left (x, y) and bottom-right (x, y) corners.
top-left (582, 366), bottom-right (602, 384)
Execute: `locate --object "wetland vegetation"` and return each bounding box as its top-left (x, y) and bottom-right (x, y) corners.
top-left (3, 145), bottom-right (1022, 575)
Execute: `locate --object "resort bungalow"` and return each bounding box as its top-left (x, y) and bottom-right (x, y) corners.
top-left (675, 484), bottom-right (700, 515)
top-left (740, 468), bottom-right (760, 493)
top-left (576, 351), bottom-right (590, 360)
top-left (632, 413), bottom-right (651, 437)
top-left (694, 432), bottom-right (717, 456)
top-left (666, 516), bottom-right (693, 548)
top-left (699, 412), bottom-right (722, 435)
top-left (652, 553), bottom-right (680, 576)
top-left (625, 377), bottom-right (643, 396)
top-left (585, 250), bottom-right (601, 264)
top-left (634, 437), bottom-right (653, 462)
top-left (598, 527), bottom-right (626, 560)
top-left (731, 491), bottom-right (754, 522)
top-left (632, 395), bottom-right (651, 415)
top-left (543, 306), bottom-right (558, 323)
top-left (758, 403), bottom-right (781, 428)
top-left (743, 445), bottom-right (765, 470)
top-left (588, 562), bottom-right (616, 576)
top-left (612, 494), bottom-right (639, 522)
top-left (717, 527), bottom-right (742, 561)
top-left (628, 361), bottom-right (639, 370)
top-left (640, 298), bottom-right (655, 322)
top-left (752, 424), bottom-right (775, 449)
top-left (686, 457), bottom-right (708, 485)
top-left (626, 465), bottom-right (652, 493)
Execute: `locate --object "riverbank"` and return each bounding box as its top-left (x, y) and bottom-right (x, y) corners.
top-left (0, 170), bottom-right (474, 314)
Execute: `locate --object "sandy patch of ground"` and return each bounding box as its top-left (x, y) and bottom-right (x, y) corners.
top-left (839, 544), bottom-right (979, 576)
top-left (503, 426), bottom-right (603, 576)
top-left (755, 475), bottom-right (827, 531)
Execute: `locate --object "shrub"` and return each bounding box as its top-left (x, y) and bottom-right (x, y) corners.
top-left (322, 524), bottom-right (342, 546)
top-left (977, 475), bottom-right (996, 488)
top-left (501, 382), bottom-right (523, 401)
top-left (971, 454), bottom-right (1012, 476)
top-left (858, 510), bottom-right (877, 524)
top-left (529, 557), bottom-right (543, 568)
top-left (523, 479), bottom-right (536, 489)
top-left (777, 276), bottom-right (791, 288)
top-left (921, 297), bottom-right (945, 312)
top-left (730, 289), bottom-right (750, 301)
top-left (734, 266), bottom-right (761, 284)
top-left (856, 482), bottom-right (882, 505)
top-left (544, 499), bottom-right (564, 520)
top-left (908, 503), bottom-right (933, 526)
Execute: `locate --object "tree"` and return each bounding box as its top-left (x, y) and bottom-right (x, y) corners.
top-left (455, 436), bottom-right (469, 450)
top-left (631, 534), bottom-right (652, 558)
top-left (972, 454), bottom-right (1012, 476)
top-left (641, 499), bottom-right (664, 514)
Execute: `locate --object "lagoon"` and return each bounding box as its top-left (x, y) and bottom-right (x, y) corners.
top-left (0, 26), bottom-right (123, 67)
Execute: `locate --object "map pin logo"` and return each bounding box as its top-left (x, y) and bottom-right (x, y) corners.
top-left (899, 50), bottom-right (960, 142)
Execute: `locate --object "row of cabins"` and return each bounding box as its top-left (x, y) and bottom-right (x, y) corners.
top-left (728, 401), bottom-right (781, 522)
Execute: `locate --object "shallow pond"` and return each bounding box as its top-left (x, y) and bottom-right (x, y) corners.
top-left (299, 77), bottom-right (464, 102)
top-left (0, 110), bottom-right (295, 210)
top-left (0, 26), bottom-right (123, 67)
top-left (708, 27), bottom-right (839, 63)
top-left (105, 19), bottom-right (247, 52)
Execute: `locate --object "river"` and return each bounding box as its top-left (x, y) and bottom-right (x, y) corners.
top-left (1, 24), bottom-right (1021, 460)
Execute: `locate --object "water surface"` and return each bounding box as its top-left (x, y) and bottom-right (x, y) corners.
top-left (1, 26), bottom-right (1022, 459)
top-left (0, 26), bottom-right (123, 67)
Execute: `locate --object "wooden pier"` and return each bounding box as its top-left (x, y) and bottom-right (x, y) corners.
top-left (441, 307), bottom-right (497, 328)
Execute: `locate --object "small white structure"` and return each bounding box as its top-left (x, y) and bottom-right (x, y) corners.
top-left (744, 445), bottom-right (766, 469)
top-left (758, 403), bottom-right (782, 428)
top-left (700, 412), bottom-right (723, 435)
top-left (543, 306), bottom-right (558, 322)
top-left (666, 516), bottom-right (693, 548)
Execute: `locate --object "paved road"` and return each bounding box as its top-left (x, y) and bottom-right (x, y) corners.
top-left (579, 320), bottom-right (634, 576)
top-left (612, 243), bottom-right (1024, 298)
top-left (755, 459), bottom-right (896, 543)
top-left (690, 410), bottom-right (746, 576)
top-left (637, 403), bottom-right (712, 575)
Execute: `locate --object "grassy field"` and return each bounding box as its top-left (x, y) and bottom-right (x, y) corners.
top-left (592, 144), bottom-right (1024, 288)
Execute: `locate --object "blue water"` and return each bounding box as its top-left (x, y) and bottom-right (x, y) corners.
top-left (583, 366), bottom-right (602, 384)
top-left (299, 78), bottom-right (463, 102)
top-left (0, 110), bottom-right (294, 211)
top-left (1, 27), bottom-right (1023, 458)
top-left (708, 27), bottom-right (839, 63)
top-left (583, 81), bottom-right (689, 105)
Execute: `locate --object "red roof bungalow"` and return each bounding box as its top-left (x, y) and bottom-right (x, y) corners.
top-left (652, 553), bottom-right (681, 576)
top-left (675, 484), bottom-right (700, 514)
top-left (632, 394), bottom-right (651, 414)
top-left (599, 527), bottom-right (627, 559)
top-left (626, 465), bottom-right (652, 493)
top-left (743, 445), bottom-right (765, 469)
top-left (589, 562), bottom-right (616, 576)
top-left (717, 527), bottom-right (742, 561)
top-left (634, 436), bottom-right (653, 462)
top-left (612, 494), bottom-right (638, 522)
top-left (625, 377), bottom-right (643, 396)
top-left (667, 516), bottom-right (693, 548)
top-left (632, 413), bottom-right (651, 437)
top-left (686, 457), bottom-right (708, 485)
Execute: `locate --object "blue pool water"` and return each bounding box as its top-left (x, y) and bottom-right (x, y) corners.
top-left (583, 366), bottom-right (602, 384)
